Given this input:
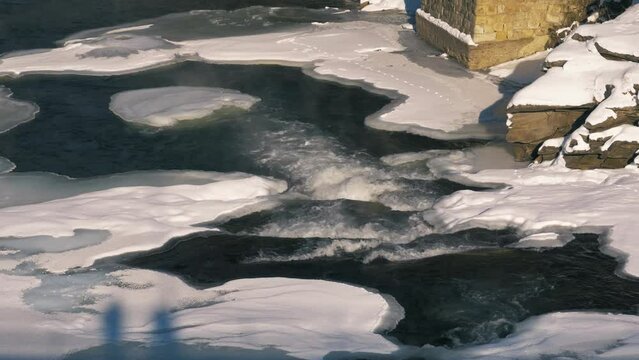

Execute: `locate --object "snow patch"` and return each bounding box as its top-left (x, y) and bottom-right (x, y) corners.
top-left (110, 86), bottom-right (260, 127)
top-left (510, 232), bottom-right (575, 249)
top-left (0, 173), bottom-right (286, 273)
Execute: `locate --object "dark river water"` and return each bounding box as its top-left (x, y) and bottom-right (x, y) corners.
top-left (0, 61), bottom-right (468, 178)
top-left (1, 1), bottom-right (639, 359)
top-left (0, 0), bottom-right (359, 54)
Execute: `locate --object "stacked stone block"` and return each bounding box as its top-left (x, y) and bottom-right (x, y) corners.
top-left (417, 0), bottom-right (592, 69)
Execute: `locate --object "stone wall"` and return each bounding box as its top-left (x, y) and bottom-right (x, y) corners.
top-left (421, 0), bottom-right (477, 34)
top-left (415, 12), bottom-right (472, 66)
top-left (473, 0), bottom-right (591, 43)
top-left (417, 0), bottom-right (593, 69)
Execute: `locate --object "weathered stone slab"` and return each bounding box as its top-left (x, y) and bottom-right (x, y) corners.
top-left (507, 110), bottom-right (585, 141)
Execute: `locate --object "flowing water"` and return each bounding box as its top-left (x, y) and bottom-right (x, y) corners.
top-left (1, 1), bottom-right (639, 359)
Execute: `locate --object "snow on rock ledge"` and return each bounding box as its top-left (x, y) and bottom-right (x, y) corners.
top-left (507, 4), bottom-right (639, 168)
top-left (110, 86), bottom-right (260, 127)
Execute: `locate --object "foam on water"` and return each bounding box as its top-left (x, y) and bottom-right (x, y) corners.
top-left (249, 119), bottom-right (442, 210)
top-left (226, 199), bottom-right (433, 242)
top-left (245, 237), bottom-right (481, 264)
top-left (362, 244), bottom-right (479, 263)
top-left (240, 226), bottom-right (513, 265)
top-left (110, 86), bottom-right (260, 127)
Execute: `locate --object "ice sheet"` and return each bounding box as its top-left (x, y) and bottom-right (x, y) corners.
top-left (110, 86), bottom-right (260, 127)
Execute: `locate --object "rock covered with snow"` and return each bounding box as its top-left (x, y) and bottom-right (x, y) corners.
top-left (507, 4), bottom-right (639, 169)
top-left (110, 86), bottom-right (260, 127)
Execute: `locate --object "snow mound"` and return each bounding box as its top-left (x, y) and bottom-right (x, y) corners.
top-left (110, 86), bottom-right (260, 127)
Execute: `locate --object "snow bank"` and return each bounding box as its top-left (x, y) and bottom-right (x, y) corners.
top-left (0, 167), bottom-right (405, 358)
top-left (489, 50), bottom-right (549, 86)
top-left (110, 86), bottom-right (260, 127)
top-left (0, 273), bottom-right (99, 357)
top-left (360, 0), bottom-right (406, 12)
top-left (426, 159), bottom-right (639, 277)
top-left (510, 5), bottom-right (639, 109)
top-left (415, 148), bottom-right (639, 359)
top-left (0, 271), bottom-right (401, 359)
top-left (0, 172), bottom-right (286, 273)
top-left (423, 145), bottom-right (527, 187)
top-left (0, 86), bottom-right (39, 134)
top-left (431, 311), bottom-right (639, 359)
top-left (0, 12), bottom-right (502, 139)
top-left (590, 124), bottom-right (639, 151)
